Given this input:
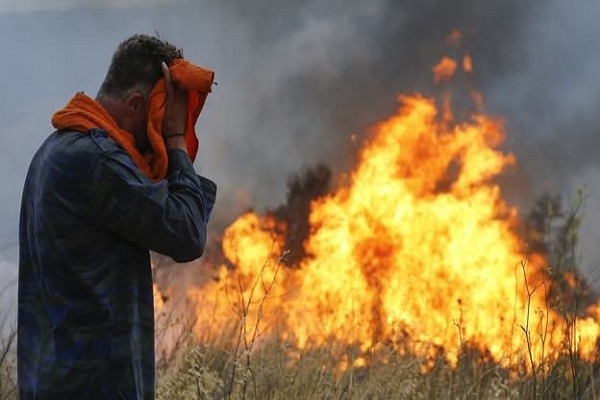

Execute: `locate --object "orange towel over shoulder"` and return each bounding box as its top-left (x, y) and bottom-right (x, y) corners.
top-left (52, 58), bottom-right (214, 181)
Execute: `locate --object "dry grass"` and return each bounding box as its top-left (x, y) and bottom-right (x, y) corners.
top-left (0, 327), bottom-right (17, 400)
top-left (155, 258), bottom-right (599, 400)
top-left (156, 333), bottom-right (599, 400)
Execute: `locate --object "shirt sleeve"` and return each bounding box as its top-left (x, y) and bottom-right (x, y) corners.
top-left (87, 148), bottom-right (217, 262)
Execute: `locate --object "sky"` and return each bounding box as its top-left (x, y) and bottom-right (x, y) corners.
top-left (1, 0), bottom-right (600, 320)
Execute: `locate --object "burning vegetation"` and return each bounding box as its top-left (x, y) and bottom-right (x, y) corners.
top-left (156, 39), bottom-right (600, 399)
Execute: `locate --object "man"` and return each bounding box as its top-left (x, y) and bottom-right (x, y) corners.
top-left (18, 34), bottom-right (216, 399)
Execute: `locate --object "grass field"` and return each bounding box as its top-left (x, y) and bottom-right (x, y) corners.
top-left (155, 325), bottom-right (599, 399)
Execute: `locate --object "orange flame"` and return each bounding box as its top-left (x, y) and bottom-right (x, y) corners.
top-left (183, 60), bottom-right (600, 373)
top-left (432, 56), bottom-right (458, 84)
top-left (447, 30), bottom-right (462, 47)
top-left (463, 55), bottom-right (473, 73)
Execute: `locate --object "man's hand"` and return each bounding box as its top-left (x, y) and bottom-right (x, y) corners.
top-left (161, 61), bottom-right (188, 151)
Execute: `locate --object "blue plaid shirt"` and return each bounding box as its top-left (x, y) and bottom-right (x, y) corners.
top-left (18, 129), bottom-right (216, 399)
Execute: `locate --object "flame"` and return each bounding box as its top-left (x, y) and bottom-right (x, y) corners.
top-left (182, 57), bottom-right (600, 373)
top-left (432, 56), bottom-right (458, 84)
top-left (463, 55), bottom-right (473, 74)
top-left (447, 30), bottom-right (462, 47)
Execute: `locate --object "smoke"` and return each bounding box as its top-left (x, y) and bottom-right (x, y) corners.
top-left (1, 0), bottom-right (600, 289)
top-left (0, 0), bottom-right (175, 13)
top-left (210, 0), bottom-right (600, 282)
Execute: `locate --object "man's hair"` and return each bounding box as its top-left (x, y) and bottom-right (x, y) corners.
top-left (98, 34), bottom-right (183, 99)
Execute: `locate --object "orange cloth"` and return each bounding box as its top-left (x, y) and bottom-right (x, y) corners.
top-left (147, 58), bottom-right (214, 169)
top-left (52, 59), bottom-right (214, 181)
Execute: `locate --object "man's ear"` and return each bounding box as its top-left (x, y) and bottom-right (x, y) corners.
top-left (125, 91), bottom-right (145, 116)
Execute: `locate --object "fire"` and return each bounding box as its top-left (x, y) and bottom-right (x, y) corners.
top-left (447, 29), bottom-right (463, 47)
top-left (432, 56), bottom-right (457, 84)
top-left (183, 55), bottom-right (600, 373)
top-left (463, 55), bottom-right (473, 73)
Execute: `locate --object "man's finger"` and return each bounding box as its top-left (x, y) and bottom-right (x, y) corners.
top-left (161, 61), bottom-right (174, 100)
top-left (161, 61), bottom-right (171, 83)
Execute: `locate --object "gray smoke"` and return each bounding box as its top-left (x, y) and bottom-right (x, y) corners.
top-left (1, 0), bottom-right (600, 299)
